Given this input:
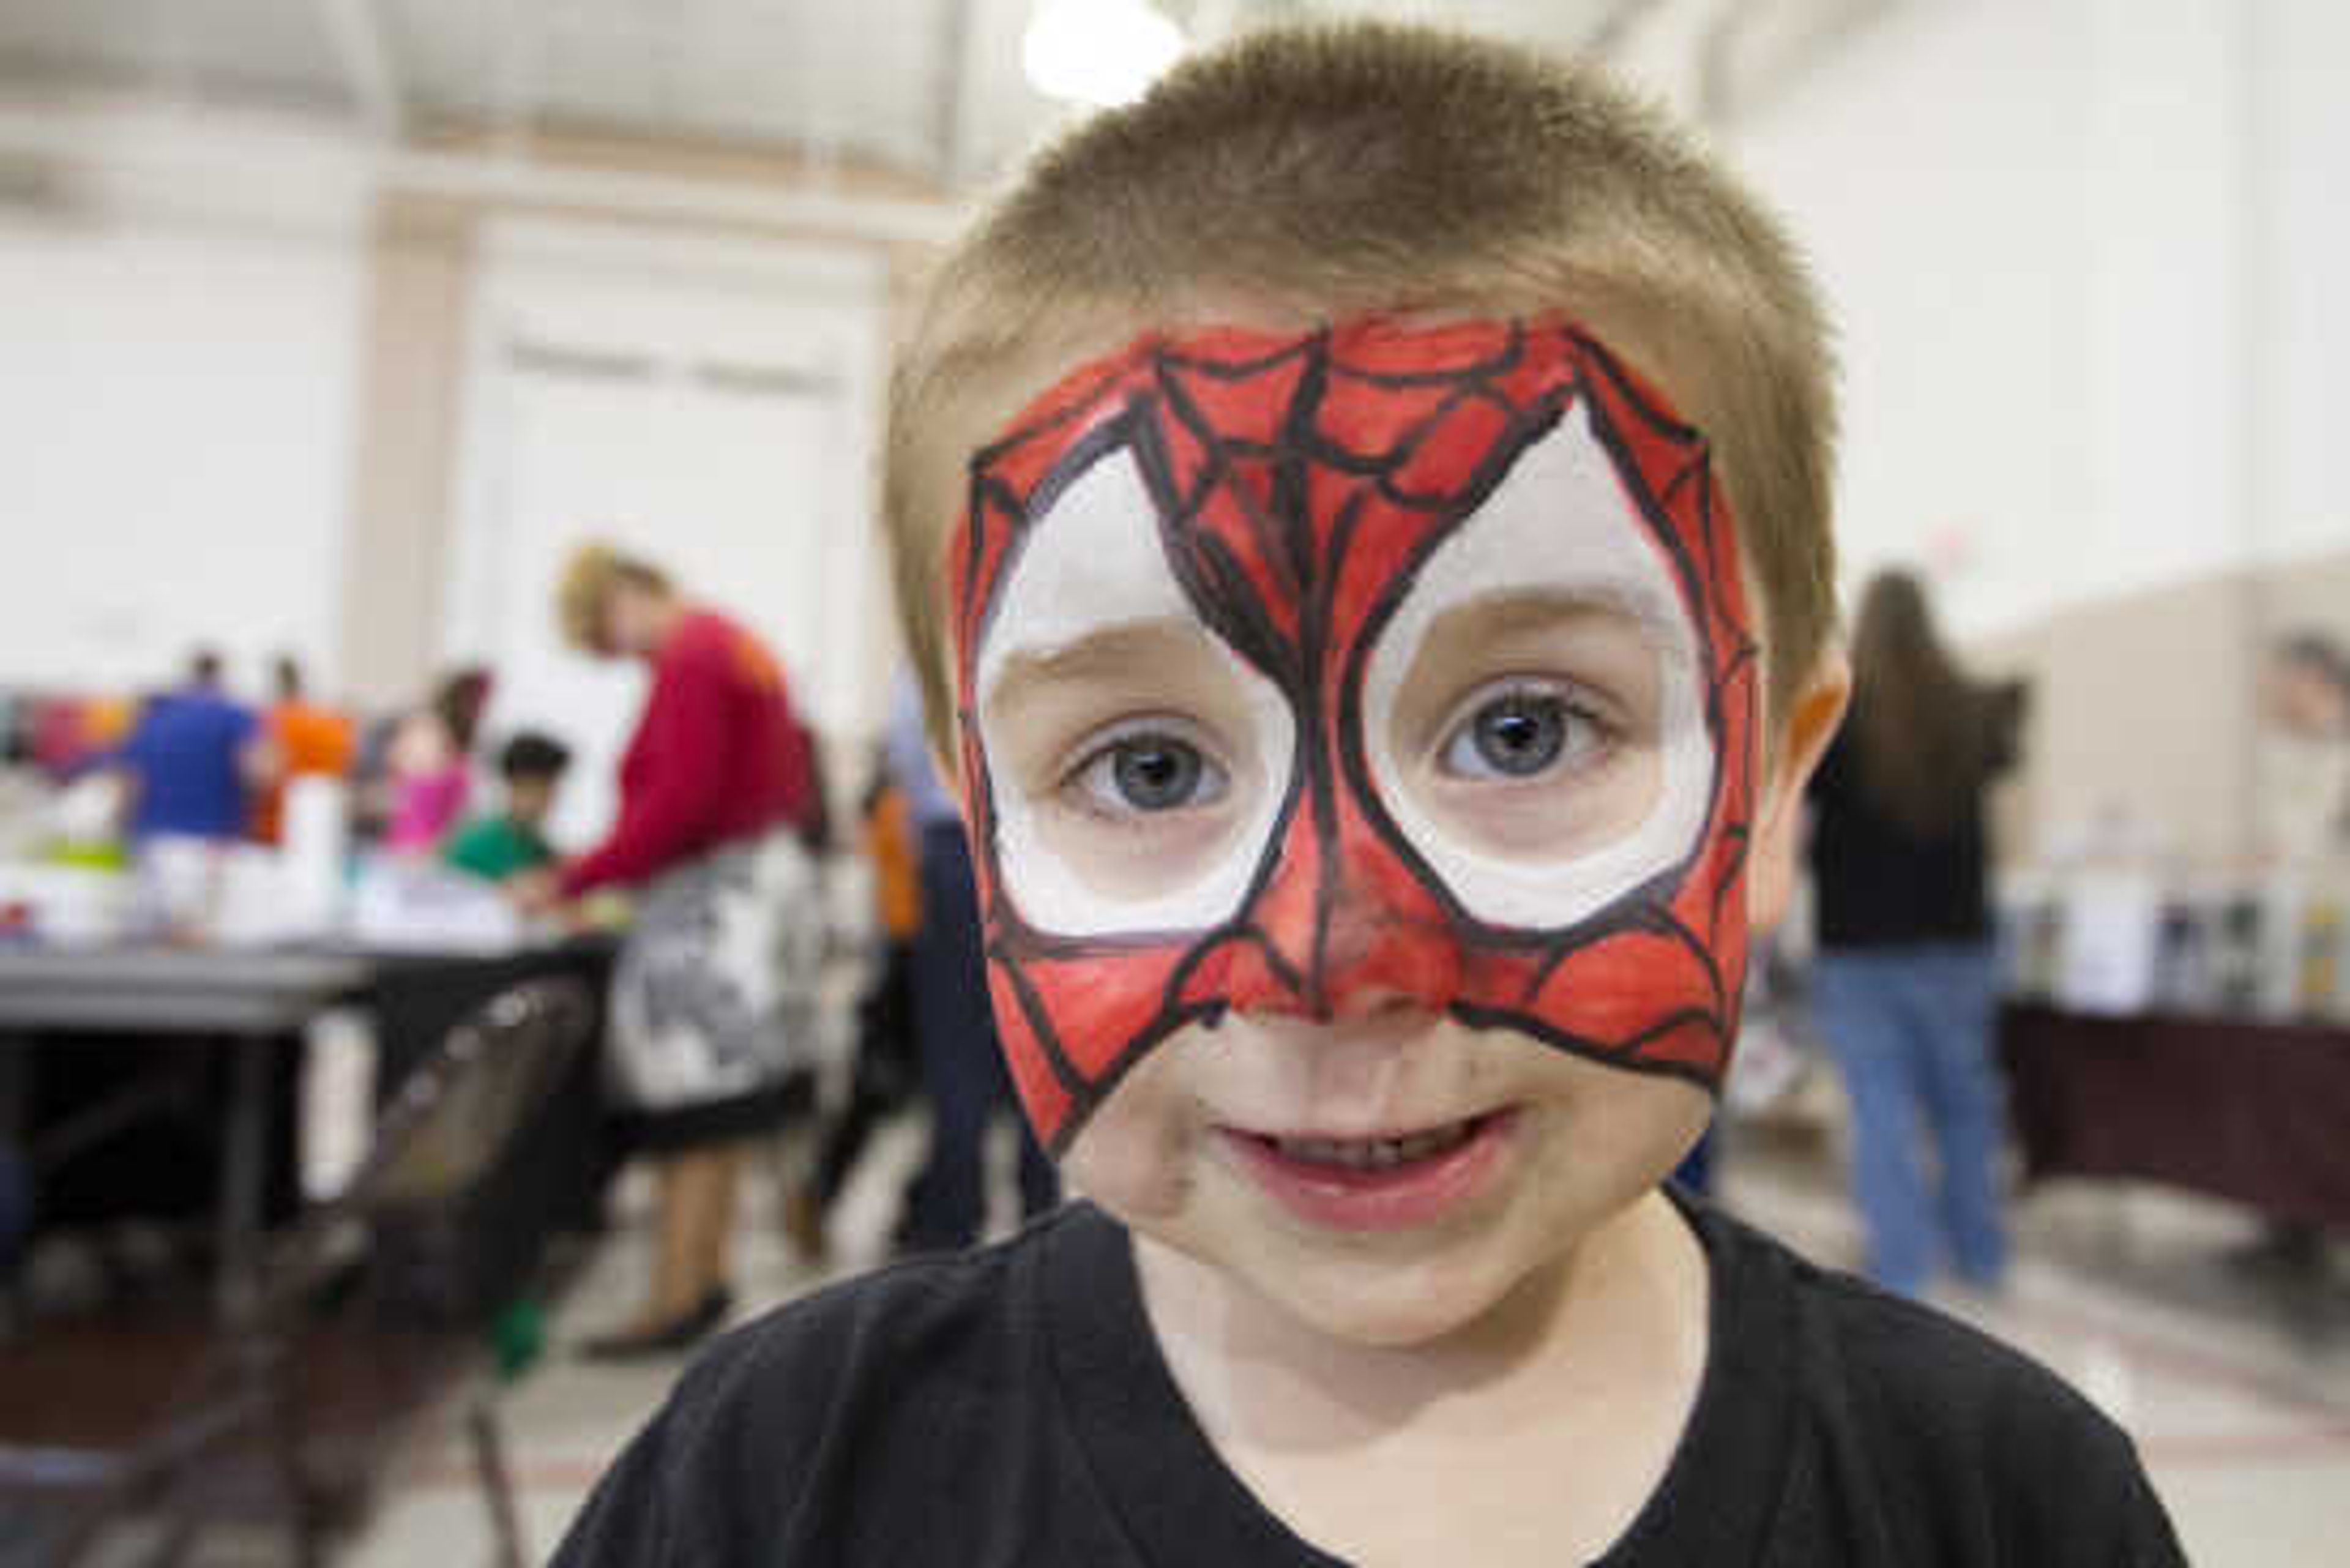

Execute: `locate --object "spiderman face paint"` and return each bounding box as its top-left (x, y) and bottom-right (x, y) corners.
top-left (949, 317), bottom-right (1758, 1154)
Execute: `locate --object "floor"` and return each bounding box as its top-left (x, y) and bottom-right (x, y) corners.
top-left (341, 1118), bottom-right (2350, 1567)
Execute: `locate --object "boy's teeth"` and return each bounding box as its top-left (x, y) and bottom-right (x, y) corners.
top-left (1274, 1119), bottom-right (1477, 1171)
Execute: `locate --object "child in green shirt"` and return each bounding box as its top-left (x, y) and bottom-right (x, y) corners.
top-left (442, 731), bottom-right (570, 881)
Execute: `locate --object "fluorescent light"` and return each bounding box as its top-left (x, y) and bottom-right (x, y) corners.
top-left (1022, 0), bottom-right (1187, 108)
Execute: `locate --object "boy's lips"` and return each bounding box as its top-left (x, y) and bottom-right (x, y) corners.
top-left (1217, 1107), bottom-right (1521, 1232)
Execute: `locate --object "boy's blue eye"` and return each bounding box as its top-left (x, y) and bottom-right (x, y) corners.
top-left (1439, 689), bottom-right (1599, 780)
top-left (1074, 732), bottom-right (1229, 814)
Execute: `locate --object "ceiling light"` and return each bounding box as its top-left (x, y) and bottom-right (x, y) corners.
top-left (1022, 0), bottom-right (1187, 108)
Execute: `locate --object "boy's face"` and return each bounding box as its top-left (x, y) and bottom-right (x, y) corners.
top-left (947, 315), bottom-right (1781, 1342)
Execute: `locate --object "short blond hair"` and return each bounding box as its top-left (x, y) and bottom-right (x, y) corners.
top-left (885, 22), bottom-right (1837, 745)
top-left (555, 541), bottom-right (670, 654)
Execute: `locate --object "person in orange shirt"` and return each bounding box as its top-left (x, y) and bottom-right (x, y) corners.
top-left (251, 655), bottom-right (355, 844)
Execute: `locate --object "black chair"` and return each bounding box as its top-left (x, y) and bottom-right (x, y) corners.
top-left (0, 976), bottom-right (597, 1567)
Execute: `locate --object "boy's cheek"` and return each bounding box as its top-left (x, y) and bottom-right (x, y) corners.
top-left (1055, 1043), bottom-right (1203, 1225)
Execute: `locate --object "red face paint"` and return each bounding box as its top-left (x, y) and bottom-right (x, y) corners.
top-left (948, 317), bottom-right (1758, 1153)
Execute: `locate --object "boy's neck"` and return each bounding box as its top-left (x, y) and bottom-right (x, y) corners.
top-left (1133, 1188), bottom-right (1709, 1564)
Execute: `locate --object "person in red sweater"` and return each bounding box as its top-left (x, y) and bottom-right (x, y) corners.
top-left (528, 543), bottom-right (822, 1357)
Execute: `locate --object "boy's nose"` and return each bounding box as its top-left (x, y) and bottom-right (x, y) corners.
top-left (1209, 799), bottom-right (1461, 1023)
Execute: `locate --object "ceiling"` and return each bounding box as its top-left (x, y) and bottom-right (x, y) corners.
top-left (0, 0), bottom-right (1646, 190)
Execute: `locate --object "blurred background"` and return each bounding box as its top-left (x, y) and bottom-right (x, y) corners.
top-left (0, 2), bottom-right (2343, 1564)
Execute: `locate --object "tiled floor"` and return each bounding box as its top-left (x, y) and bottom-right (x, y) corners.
top-left (346, 1119), bottom-right (2350, 1566)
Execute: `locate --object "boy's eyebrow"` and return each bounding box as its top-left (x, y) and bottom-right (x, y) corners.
top-left (986, 617), bottom-right (1219, 701)
top-left (1426, 584), bottom-right (1690, 657)
top-left (988, 586), bottom-right (1686, 707)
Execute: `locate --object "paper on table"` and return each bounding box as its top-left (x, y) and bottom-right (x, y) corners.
top-left (349, 854), bottom-right (523, 954)
top-left (2056, 871), bottom-right (2163, 1017)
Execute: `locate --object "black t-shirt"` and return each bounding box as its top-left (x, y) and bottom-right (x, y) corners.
top-left (553, 1197), bottom-right (2184, 1566)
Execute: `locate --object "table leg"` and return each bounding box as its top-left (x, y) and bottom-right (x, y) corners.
top-left (218, 1034), bottom-right (271, 1321)
top-left (0, 1032), bottom-right (26, 1335)
top-left (0, 1032), bottom-right (26, 1153)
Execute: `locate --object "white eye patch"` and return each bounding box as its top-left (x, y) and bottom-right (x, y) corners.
top-left (1358, 401), bottom-right (1713, 930)
top-left (975, 448), bottom-right (1296, 938)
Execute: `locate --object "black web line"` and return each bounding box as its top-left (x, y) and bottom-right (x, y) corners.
top-left (989, 939), bottom-right (1089, 1101)
top-left (1447, 1003), bottom-right (1724, 1093)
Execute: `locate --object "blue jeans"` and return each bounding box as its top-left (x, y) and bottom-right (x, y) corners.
top-left (1813, 944), bottom-right (2009, 1295)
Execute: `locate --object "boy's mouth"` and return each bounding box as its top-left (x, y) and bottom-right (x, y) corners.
top-left (1221, 1109), bottom-right (1518, 1231)
top-left (1258, 1116), bottom-right (1486, 1172)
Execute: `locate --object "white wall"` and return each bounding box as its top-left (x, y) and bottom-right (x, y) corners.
top-left (1728, 0), bottom-right (2094, 636)
top-left (1729, 0), bottom-right (2344, 638)
top-left (2254, 0), bottom-right (2350, 569)
top-left (0, 108), bottom-right (367, 698)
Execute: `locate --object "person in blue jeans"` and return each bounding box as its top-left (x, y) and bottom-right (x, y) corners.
top-left (884, 678), bottom-right (1058, 1252)
top-left (1807, 571), bottom-right (2024, 1296)
top-left (1811, 946), bottom-right (2006, 1292)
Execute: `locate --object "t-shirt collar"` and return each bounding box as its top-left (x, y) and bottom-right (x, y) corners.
top-left (1039, 1189), bottom-right (1795, 1566)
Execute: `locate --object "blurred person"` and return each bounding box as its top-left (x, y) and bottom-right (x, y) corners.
top-left (524, 543), bottom-right (821, 1357)
top-left (1807, 570), bottom-right (2018, 1297)
top-left (0, 698), bottom-right (42, 861)
top-left (31, 691), bottom-right (136, 782)
top-left (2254, 629), bottom-right (2350, 867)
top-left (26, 694), bottom-right (84, 778)
top-left (785, 763), bottom-right (923, 1263)
top-left (442, 730), bottom-right (571, 882)
top-left (2233, 632), bottom-right (2350, 1279)
top-left (380, 666), bottom-right (491, 855)
top-left (111, 649), bottom-right (264, 843)
top-left (887, 674), bottom-right (1058, 1255)
top-left (248, 654), bottom-right (356, 844)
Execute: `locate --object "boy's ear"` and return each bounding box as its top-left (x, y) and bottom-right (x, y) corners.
top-left (1745, 648), bottom-right (1850, 932)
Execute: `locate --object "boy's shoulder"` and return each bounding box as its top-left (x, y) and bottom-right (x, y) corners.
top-left (551, 1204), bottom-right (1136, 1568)
top-left (634, 1198), bottom-right (1078, 1439)
top-left (1682, 1197), bottom-right (2183, 1566)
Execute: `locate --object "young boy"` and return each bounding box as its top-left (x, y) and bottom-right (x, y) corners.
top-left (441, 730), bottom-right (570, 881)
top-left (554, 24), bottom-right (2183, 1566)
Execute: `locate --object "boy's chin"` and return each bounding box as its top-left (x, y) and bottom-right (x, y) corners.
top-left (1240, 1244), bottom-right (1542, 1348)
top-left (1127, 1191), bottom-right (1587, 1352)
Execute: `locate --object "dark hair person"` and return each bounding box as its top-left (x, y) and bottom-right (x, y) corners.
top-left (1806, 569), bottom-right (2021, 1296)
top-left (2256, 628), bottom-right (2350, 862)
